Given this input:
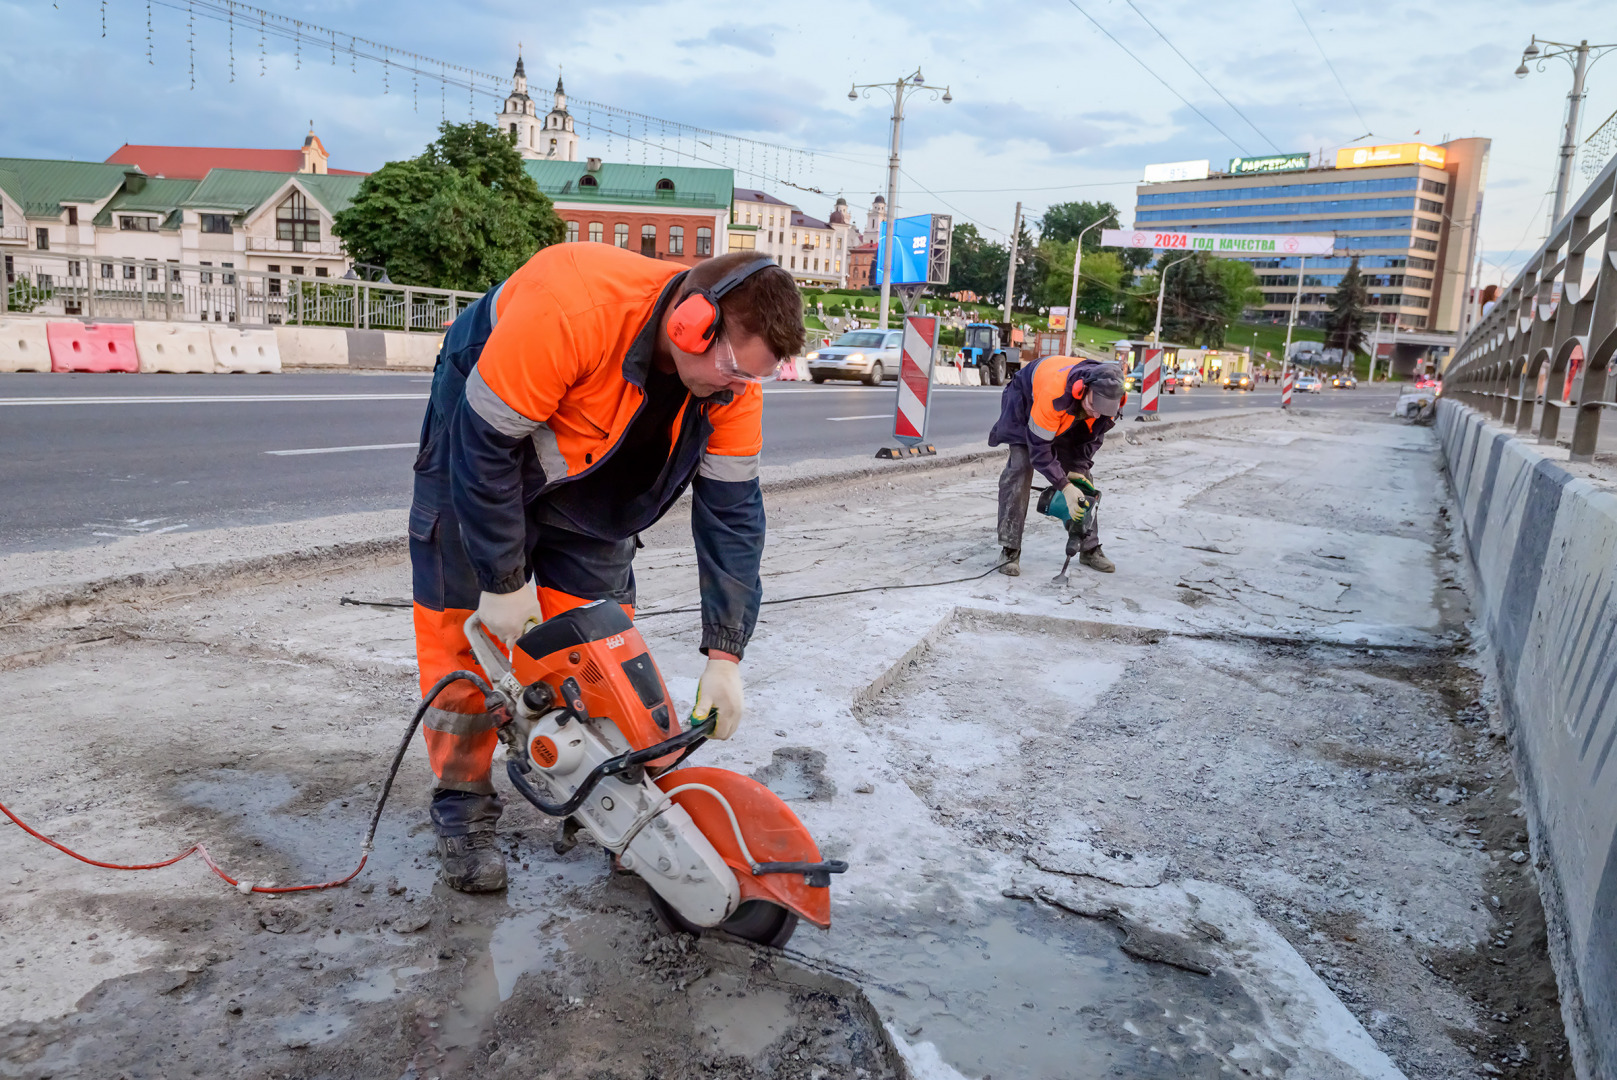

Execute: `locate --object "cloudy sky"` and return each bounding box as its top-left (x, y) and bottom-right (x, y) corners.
top-left (3, 0), bottom-right (1611, 289)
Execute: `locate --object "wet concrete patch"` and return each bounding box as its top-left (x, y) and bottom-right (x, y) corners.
top-left (750, 746), bottom-right (837, 802)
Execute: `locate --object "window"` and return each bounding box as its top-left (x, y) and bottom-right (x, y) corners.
top-left (200, 213), bottom-right (233, 234)
top-left (67, 207), bottom-right (78, 226)
top-left (222, 262), bottom-right (235, 285)
top-left (696, 227), bottom-right (712, 256)
top-left (729, 232), bottom-right (756, 251)
top-left (315, 266), bottom-right (328, 277)
top-left (119, 215), bottom-right (158, 232)
top-left (510, 123), bottom-right (518, 136)
top-left (579, 174), bottom-right (598, 188)
top-left (167, 260), bottom-right (180, 281)
top-left (35, 228), bottom-right (48, 250)
top-left (641, 224), bottom-right (656, 257)
top-left (1407, 255), bottom-right (1435, 271)
top-left (614, 223), bottom-right (629, 248)
top-left (790, 256), bottom-right (796, 269)
top-left (275, 191), bottom-right (320, 245)
top-left (588, 222), bottom-right (603, 243)
top-left (656, 178), bottom-right (675, 195)
top-left (1422, 179), bottom-right (1448, 195)
top-left (668, 225), bottom-right (684, 256)
top-left (1418, 198), bottom-right (1445, 214)
top-left (835, 259), bottom-right (841, 272)
top-left (146, 265), bottom-right (158, 281)
top-left (291, 265), bottom-right (304, 276)
top-left (1412, 237), bottom-right (1438, 252)
top-left (1415, 218), bottom-right (1440, 233)
top-left (268, 264), bottom-right (282, 296)
top-left (124, 263), bottom-right (137, 280)
top-left (67, 260), bottom-right (80, 277)
top-left (549, 138), bottom-right (557, 154)
top-left (102, 262), bottom-right (115, 278)
top-left (200, 261), bottom-right (213, 284)
top-left (565, 220), bottom-right (579, 242)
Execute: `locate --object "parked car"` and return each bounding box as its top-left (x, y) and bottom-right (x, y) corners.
top-left (1221, 371), bottom-right (1255, 391)
top-left (1296, 375), bottom-right (1324, 393)
top-left (1329, 374), bottom-right (1358, 389)
top-left (806, 329), bottom-right (902, 385)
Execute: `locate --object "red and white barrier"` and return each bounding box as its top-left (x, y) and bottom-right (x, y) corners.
top-left (775, 357), bottom-right (809, 381)
top-left (894, 316), bottom-right (937, 441)
top-left (1141, 347), bottom-right (1162, 417)
top-left (47, 322), bottom-right (138, 373)
top-left (0, 318), bottom-right (52, 373)
top-left (1281, 367), bottom-right (1295, 409)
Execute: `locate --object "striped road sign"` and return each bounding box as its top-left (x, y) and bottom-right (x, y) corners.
top-left (1281, 367), bottom-right (1295, 408)
top-left (1141, 348), bottom-right (1162, 416)
top-left (893, 315), bottom-right (938, 443)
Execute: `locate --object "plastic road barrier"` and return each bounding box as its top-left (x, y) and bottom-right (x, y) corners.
top-left (1281, 368), bottom-right (1295, 409)
top-left (1141, 348), bottom-right (1162, 417)
top-left (134, 322), bottom-right (215, 374)
top-left (0, 318), bottom-right (53, 373)
top-left (47, 322), bottom-right (138, 373)
top-left (936, 363), bottom-right (961, 386)
top-left (962, 366), bottom-right (982, 386)
top-left (210, 327), bottom-right (282, 374)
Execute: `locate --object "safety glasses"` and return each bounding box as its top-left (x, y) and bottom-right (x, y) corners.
top-left (711, 337), bottom-right (773, 384)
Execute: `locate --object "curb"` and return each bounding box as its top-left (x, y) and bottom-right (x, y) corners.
top-left (0, 409), bottom-right (1259, 623)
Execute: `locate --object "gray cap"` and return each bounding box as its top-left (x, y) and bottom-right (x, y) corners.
top-left (1083, 366), bottom-right (1125, 417)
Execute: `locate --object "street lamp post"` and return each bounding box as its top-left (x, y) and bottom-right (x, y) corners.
top-left (1516, 36), bottom-right (1617, 227)
top-left (849, 70), bottom-right (952, 330)
top-left (1151, 254), bottom-right (1194, 346)
top-left (1062, 215), bottom-right (1115, 355)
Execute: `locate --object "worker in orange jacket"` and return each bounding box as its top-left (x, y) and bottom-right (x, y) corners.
top-left (411, 245), bottom-right (803, 891)
top-left (987, 357), bottom-right (1126, 577)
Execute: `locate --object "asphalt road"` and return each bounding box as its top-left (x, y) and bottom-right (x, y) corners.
top-left (0, 371), bottom-right (1401, 554)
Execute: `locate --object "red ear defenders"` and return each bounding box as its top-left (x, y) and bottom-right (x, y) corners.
top-left (666, 255), bottom-right (777, 354)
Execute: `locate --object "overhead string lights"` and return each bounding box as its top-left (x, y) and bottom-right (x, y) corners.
top-left (146, 0), bottom-right (153, 63)
top-left (117, 0), bottom-right (837, 190)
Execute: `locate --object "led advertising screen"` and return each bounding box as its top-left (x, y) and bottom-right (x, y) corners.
top-left (875, 214), bottom-right (952, 286)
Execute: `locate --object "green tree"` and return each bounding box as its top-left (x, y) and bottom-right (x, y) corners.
top-left (1134, 253), bottom-right (1261, 346)
top-left (333, 121), bottom-right (564, 291)
top-left (1037, 201), bottom-right (1120, 248)
top-left (1324, 257), bottom-right (1370, 356)
top-left (1038, 240), bottom-right (1124, 324)
top-left (947, 223), bottom-right (1009, 302)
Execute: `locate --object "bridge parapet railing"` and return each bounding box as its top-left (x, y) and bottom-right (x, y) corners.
top-left (1447, 152), bottom-right (1617, 461)
top-left (1, 251), bottom-right (483, 333)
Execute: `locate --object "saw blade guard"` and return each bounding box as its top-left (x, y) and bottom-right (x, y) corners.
top-left (656, 766), bottom-right (834, 930)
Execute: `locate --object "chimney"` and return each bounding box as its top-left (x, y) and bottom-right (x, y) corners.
top-left (586, 157), bottom-right (602, 173)
top-left (122, 170), bottom-right (147, 194)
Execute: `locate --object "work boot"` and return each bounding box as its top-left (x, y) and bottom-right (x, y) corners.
top-left (431, 789), bottom-right (507, 893)
top-left (998, 547), bottom-right (1021, 577)
top-left (1080, 547), bottom-right (1116, 574)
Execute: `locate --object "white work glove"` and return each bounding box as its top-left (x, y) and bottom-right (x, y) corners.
top-left (691, 656), bottom-right (744, 740)
top-left (1047, 483), bottom-right (1090, 525)
top-left (475, 585), bottom-right (542, 647)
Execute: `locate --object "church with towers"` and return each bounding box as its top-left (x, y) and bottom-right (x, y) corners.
top-left (495, 53), bottom-right (578, 162)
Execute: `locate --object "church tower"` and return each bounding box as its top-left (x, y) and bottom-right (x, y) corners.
top-left (496, 53), bottom-right (540, 159)
top-left (538, 76), bottom-right (578, 162)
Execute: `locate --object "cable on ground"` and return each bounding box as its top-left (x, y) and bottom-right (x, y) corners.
top-left (0, 670), bottom-right (491, 895)
top-left (635, 559), bottom-right (1011, 618)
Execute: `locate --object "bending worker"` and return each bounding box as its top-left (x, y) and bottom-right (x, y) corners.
top-left (988, 356), bottom-right (1126, 577)
top-left (410, 245), bottom-right (803, 892)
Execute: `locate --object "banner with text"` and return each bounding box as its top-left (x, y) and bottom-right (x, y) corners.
top-left (1101, 229), bottom-right (1336, 256)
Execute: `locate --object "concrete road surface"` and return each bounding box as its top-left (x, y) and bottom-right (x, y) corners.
top-left (0, 371), bottom-right (1399, 553)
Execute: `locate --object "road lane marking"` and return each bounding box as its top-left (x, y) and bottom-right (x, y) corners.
top-left (825, 414), bottom-right (889, 422)
top-left (0, 394), bottom-right (429, 406)
top-left (266, 442), bottom-right (419, 456)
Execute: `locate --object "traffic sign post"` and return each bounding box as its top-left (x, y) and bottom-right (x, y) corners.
top-left (1281, 366), bottom-right (1295, 409)
top-left (876, 314), bottom-right (939, 459)
top-left (1140, 347), bottom-right (1162, 421)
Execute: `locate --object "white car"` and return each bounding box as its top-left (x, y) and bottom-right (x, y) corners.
top-left (1295, 375), bottom-right (1324, 393)
top-left (1177, 368), bottom-right (1203, 388)
top-left (806, 330), bottom-right (903, 385)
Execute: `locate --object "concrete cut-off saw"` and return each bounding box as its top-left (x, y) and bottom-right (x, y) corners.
top-left (464, 601), bottom-right (846, 948)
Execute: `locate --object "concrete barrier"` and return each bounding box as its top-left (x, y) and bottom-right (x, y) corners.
top-left (0, 318), bottom-right (52, 373)
top-left (383, 331), bottom-right (442, 370)
top-left (961, 367), bottom-right (982, 387)
top-left (1437, 399), bottom-right (1617, 1077)
top-left (210, 327), bottom-right (281, 374)
top-left (134, 322), bottom-right (215, 374)
top-left (47, 322), bottom-right (138, 373)
top-left (936, 363), bottom-right (961, 386)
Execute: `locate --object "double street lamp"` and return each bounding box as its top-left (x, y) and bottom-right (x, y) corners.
top-left (1515, 36), bottom-right (1617, 227)
top-left (849, 70), bottom-right (952, 329)
top-left (1061, 214), bottom-right (1116, 355)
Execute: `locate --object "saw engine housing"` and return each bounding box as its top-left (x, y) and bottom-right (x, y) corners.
top-left (471, 601), bottom-right (842, 934)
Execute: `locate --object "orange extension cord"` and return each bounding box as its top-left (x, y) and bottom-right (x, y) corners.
top-left (0, 670), bottom-right (490, 895)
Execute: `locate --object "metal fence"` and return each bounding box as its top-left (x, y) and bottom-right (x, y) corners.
top-left (1445, 152), bottom-right (1617, 461)
top-left (1, 251), bottom-right (485, 332)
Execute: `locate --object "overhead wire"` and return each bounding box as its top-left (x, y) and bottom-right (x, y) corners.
top-left (1059, 0), bottom-right (1253, 155)
top-left (1287, 0), bottom-right (1372, 136)
top-left (1120, 0), bottom-right (1282, 153)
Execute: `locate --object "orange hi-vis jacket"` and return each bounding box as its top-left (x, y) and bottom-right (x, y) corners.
top-left (987, 355), bottom-right (1124, 486)
top-left (413, 242), bottom-right (766, 660)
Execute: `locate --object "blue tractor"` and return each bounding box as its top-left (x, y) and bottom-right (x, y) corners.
top-left (958, 322), bottom-right (1020, 386)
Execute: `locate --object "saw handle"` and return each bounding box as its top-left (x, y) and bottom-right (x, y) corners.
top-left (506, 714), bottom-right (718, 818)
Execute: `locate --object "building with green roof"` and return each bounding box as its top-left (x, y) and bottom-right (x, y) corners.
top-left (524, 158), bottom-right (736, 267)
